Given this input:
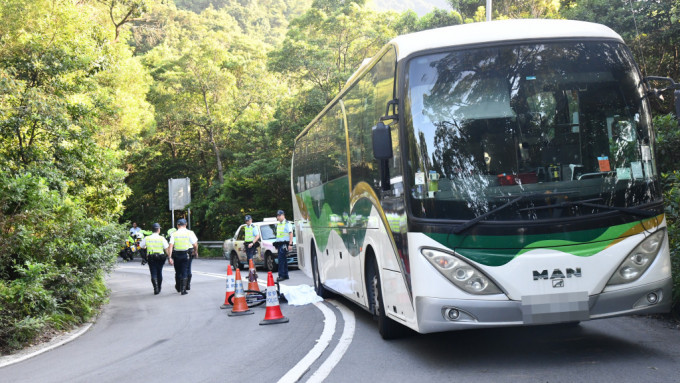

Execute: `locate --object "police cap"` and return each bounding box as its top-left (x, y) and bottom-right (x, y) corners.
top-left (276, 210), bottom-right (285, 216)
top-left (177, 218), bottom-right (187, 226)
top-left (244, 215), bottom-right (252, 222)
top-left (152, 223), bottom-right (161, 230)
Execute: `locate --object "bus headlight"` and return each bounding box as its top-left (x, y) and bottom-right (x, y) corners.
top-left (607, 229), bottom-right (665, 286)
top-left (421, 248), bottom-right (502, 295)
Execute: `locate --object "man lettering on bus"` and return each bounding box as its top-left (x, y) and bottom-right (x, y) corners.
top-left (274, 210), bottom-right (293, 282)
top-left (243, 215), bottom-right (260, 263)
top-left (168, 219), bottom-right (198, 295)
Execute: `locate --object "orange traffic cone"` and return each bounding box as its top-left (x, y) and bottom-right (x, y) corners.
top-left (228, 268), bottom-right (254, 316)
top-left (220, 265), bottom-right (235, 309)
top-left (247, 259), bottom-right (260, 292)
top-left (260, 272), bottom-right (289, 325)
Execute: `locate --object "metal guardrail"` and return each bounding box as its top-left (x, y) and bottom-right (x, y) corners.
top-left (198, 241), bottom-right (223, 249)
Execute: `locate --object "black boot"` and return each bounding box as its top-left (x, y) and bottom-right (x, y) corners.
top-left (151, 278), bottom-right (159, 295)
top-left (186, 275), bottom-right (192, 291)
top-left (180, 278), bottom-right (188, 295)
top-left (175, 276), bottom-right (180, 293)
top-left (157, 279), bottom-right (162, 293)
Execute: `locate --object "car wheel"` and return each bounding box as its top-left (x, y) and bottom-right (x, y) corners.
top-left (312, 246), bottom-right (331, 299)
top-left (367, 256), bottom-right (406, 340)
top-left (265, 251), bottom-right (276, 272)
top-left (230, 252), bottom-right (240, 271)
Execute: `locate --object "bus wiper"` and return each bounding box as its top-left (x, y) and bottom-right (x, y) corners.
top-left (452, 192), bottom-right (572, 234)
top-left (575, 201), bottom-right (657, 217)
top-left (518, 198), bottom-right (657, 218)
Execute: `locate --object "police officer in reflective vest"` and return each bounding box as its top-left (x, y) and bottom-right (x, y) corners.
top-left (274, 210), bottom-right (293, 282)
top-left (139, 223), bottom-right (169, 295)
top-left (243, 215), bottom-right (260, 263)
top-left (166, 226), bottom-right (177, 241)
top-left (168, 219), bottom-right (198, 295)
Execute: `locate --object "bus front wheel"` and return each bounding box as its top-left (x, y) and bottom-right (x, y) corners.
top-left (368, 257), bottom-right (405, 340)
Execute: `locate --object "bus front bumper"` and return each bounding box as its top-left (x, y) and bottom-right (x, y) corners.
top-left (415, 277), bottom-right (672, 334)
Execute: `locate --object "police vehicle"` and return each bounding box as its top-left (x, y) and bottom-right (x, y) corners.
top-left (223, 218), bottom-right (297, 271)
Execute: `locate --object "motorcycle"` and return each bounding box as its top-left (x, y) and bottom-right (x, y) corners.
top-left (119, 235), bottom-right (139, 261)
top-left (119, 230), bottom-right (150, 262)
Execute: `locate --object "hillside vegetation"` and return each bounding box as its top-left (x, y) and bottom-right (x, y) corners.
top-left (1, 0), bottom-right (678, 352)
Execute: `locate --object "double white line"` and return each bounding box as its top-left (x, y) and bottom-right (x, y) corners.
top-left (192, 270), bottom-right (356, 383)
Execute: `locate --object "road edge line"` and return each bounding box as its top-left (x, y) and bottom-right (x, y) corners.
top-left (277, 301), bottom-right (336, 383)
top-left (0, 322), bottom-right (93, 369)
top-left (305, 299), bottom-right (356, 383)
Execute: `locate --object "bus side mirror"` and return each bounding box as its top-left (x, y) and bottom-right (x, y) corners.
top-left (372, 122), bottom-right (393, 160)
top-left (645, 76), bottom-right (680, 122)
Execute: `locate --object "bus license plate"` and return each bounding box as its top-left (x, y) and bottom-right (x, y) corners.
top-left (521, 291), bottom-right (589, 324)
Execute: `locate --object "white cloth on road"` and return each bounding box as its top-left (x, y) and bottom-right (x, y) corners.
top-left (279, 284), bottom-right (323, 306)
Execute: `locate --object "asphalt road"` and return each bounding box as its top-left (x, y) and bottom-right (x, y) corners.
top-left (2, 259), bottom-right (680, 383)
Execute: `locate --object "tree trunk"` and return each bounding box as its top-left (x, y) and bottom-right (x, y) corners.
top-left (202, 89), bottom-right (224, 184)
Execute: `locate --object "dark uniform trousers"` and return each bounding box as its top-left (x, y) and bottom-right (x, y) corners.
top-left (173, 251), bottom-right (190, 288)
top-left (147, 253), bottom-right (166, 283)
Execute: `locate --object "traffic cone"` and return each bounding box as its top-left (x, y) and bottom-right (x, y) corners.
top-left (247, 259), bottom-right (260, 292)
top-left (260, 272), bottom-right (289, 325)
top-left (228, 268), bottom-right (254, 316)
top-left (220, 265), bottom-right (235, 309)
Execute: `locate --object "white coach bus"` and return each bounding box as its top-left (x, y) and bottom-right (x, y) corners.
top-left (291, 19), bottom-right (673, 338)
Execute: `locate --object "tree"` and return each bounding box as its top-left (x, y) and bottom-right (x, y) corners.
top-left (562, 0), bottom-right (680, 81)
top-left (0, 0), bottom-right (141, 351)
top-left (448, 0), bottom-right (561, 20)
top-left (268, 0), bottom-right (395, 103)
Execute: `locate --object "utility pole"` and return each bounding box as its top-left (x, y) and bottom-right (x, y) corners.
top-left (486, 0), bottom-right (492, 21)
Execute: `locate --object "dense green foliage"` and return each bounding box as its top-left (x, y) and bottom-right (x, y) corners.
top-left (2, 0), bottom-right (679, 352)
top-left (0, 0), bottom-right (138, 351)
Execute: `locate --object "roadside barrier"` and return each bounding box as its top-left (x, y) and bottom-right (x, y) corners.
top-left (260, 272), bottom-right (289, 325)
top-left (228, 268), bottom-right (254, 316)
top-left (220, 265), bottom-right (235, 309)
top-left (247, 259), bottom-right (260, 292)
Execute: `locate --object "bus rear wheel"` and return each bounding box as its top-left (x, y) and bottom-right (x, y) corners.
top-left (367, 257), bottom-right (405, 340)
top-left (312, 247), bottom-right (330, 299)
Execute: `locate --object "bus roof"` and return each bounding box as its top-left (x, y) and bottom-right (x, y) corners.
top-left (391, 19), bottom-right (623, 60)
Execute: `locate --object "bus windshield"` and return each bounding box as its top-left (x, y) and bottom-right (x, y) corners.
top-left (404, 41), bottom-right (662, 221)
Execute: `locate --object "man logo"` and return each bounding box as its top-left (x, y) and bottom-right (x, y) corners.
top-left (552, 279), bottom-right (564, 288)
top-left (533, 268), bottom-right (582, 281)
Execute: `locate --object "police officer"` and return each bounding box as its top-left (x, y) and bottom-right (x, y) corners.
top-left (139, 223), bottom-right (169, 295)
top-left (168, 219), bottom-right (198, 295)
top-left (274, 210), bottom-right (293, 282)
top-left (243, 215), bottom-right (260, 263)
top-left (166, 225), bottom-right (177, 241)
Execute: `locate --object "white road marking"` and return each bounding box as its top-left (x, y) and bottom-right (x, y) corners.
top-left (277, 301), bottom-right (336, 383)
top-left (0, 323), bottom-right (93, 368)
top-left (118, 265), bottom-right (356, 382)
top-left (306, 300), bottom-right (356, 383)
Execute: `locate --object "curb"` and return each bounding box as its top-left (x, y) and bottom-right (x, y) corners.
top-left (0, 322), bottom-right (93, 369)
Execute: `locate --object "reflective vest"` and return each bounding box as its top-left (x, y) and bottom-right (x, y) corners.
top-left (276, 221), bottom-right (289, 241)
top-left (244, 225), bottom-right (255, 242)
top-left (172, 229), bottom-right (193, 251)
top-left (145, 234), bottom-right (165, 254)
top-left (167, 228), bottom-right (177, 237)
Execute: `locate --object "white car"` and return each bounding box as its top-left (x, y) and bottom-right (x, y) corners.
top-left (223, 218), bottom-right (297, 271)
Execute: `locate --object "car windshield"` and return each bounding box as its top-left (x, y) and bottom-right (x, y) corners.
top-left (259, 223), bottom-right (296, 240)
top-left (259, 224), bottom-right (276, 240)
top-left (404, 41), bottom-right (661, 221)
